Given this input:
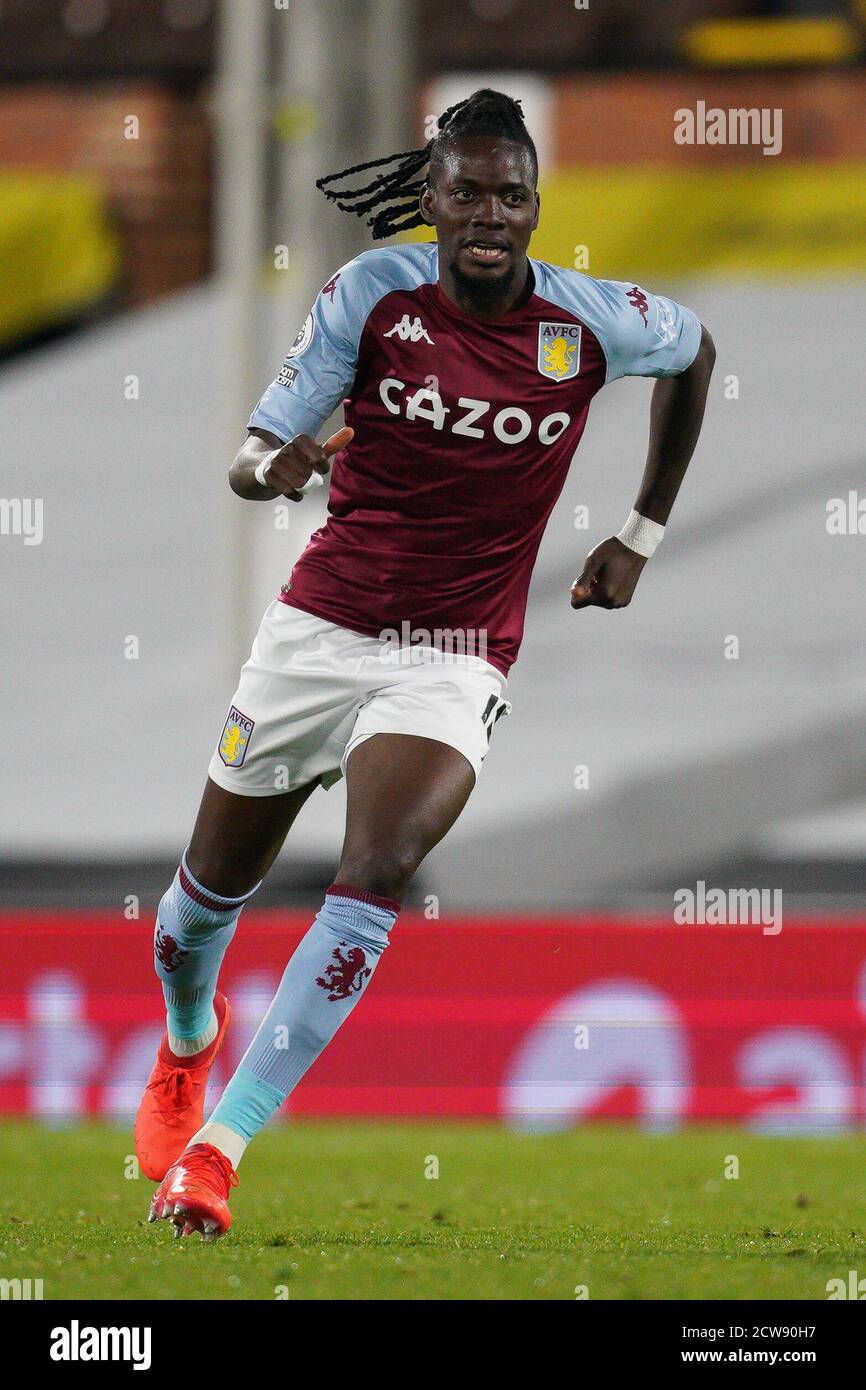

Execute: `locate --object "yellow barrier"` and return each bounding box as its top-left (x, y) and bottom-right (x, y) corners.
top-left (0, 173), bottom-right (121, 349)
top-left (683, 18), bottom-right (861, 67)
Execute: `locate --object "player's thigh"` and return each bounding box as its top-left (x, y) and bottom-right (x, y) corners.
top-left (187, 775), bottom-right (319, 897)
top-left (337, 733), bottom-right (475, 897)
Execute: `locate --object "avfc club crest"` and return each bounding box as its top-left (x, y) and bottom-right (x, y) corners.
top-left (537, 321), bottom-right (582, 382)
top-left (218, 705), bottom-right (255, 767)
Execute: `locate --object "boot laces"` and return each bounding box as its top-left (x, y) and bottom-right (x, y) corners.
top-left (147, 1067), bottom-right (197, 1128)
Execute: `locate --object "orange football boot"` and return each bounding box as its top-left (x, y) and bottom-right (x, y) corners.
top-left (134, 991), bottom-right (231, 1182)
top-left (148, 1143), bottom-right (238, 1241)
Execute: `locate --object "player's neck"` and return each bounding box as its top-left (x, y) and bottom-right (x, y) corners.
top-left (437, 253), bottom-right (533, 322)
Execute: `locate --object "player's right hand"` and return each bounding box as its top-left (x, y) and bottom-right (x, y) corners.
top-left (259, 426), bottom-right (353, 501)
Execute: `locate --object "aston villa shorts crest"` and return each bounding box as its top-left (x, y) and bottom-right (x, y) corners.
top-left (218, 705), bottom-right (255, 767)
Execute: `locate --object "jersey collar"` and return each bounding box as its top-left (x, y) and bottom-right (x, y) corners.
top-left (431, 256), bottom-right (539, 327)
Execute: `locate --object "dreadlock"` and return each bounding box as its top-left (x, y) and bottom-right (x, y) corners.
top-left (315, 88), bottom-right (537, 241)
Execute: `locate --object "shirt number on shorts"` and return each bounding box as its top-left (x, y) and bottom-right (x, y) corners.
top-left (481, 694), bottom-right (508, 758)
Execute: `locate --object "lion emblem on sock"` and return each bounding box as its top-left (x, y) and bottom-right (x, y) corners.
top-left (154, 924), bottom-right (188, 973)
top-left (316, 943), bottom-right (370, 1001)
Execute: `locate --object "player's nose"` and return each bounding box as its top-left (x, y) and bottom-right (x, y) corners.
top-left (470, 198), bottom-right (507, 228)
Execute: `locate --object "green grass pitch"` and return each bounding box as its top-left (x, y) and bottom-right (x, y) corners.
top-left (2, 1121), bottom-right (864, 1300)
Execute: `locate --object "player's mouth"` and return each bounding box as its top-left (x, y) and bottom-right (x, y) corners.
top-left (461, 240), bottom-right (510, 268)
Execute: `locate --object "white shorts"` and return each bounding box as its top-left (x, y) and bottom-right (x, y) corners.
top-left (207, 601), bottom-right (511, 796)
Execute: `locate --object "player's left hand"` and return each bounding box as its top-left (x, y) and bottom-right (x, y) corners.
top-left (570, 537), bottom-right (648, 610)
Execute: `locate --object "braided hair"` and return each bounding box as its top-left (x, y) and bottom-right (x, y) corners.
top-left (315, 88), bottom-right (537, 241)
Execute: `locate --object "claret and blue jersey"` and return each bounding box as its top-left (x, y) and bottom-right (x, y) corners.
top-left (249, 242), bottom-right (701, 676)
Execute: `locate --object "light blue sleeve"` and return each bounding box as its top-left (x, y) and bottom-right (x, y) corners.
top-left (247, 258), bottom-right (365, 442)
top-left (247, 244), bottom-right (438, 442)
top-left (534, 263), bottom-right (702, 386)
top-left (591, 277), bottom-right (702, 383)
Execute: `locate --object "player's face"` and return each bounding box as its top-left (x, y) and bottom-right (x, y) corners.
top-left (421, 137), bottom-right (539, 285)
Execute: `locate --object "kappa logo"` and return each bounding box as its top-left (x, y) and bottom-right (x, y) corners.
top-left (218, 705), bottom-right (255, 767)
top-left (627, 286), bottom-right (649, 325)
top-left (537, 322), bottom-right (582, 381)
top-left (316, 943), bottom-right (371, 1001)
top-left (384, 314), bottom-right (435, 345)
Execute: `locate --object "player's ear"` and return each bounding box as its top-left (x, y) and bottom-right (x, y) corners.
top-left (531, 190), bottom-right (540, 232)
top-left (419, 181), bottom-right (435, 226)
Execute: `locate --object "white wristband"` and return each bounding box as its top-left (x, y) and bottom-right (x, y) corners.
top-left (254, 456), bottom-right (272, 488)
top-left (297, 470), bottom-right (324, 495)
top-left (617, 509), bottom-right (664, 558)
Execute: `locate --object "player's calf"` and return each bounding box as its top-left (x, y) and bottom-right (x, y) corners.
top-left (185, 884), bottom-right (399, 1173)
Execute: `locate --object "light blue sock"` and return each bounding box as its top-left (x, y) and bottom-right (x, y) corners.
top-left (154, 852), bottom-right (259, 1045)
top-left (208, 884), bottom-right (399, 1140)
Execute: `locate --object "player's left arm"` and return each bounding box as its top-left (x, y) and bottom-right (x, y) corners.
top-left (571, 291), bottom-right (715, 610)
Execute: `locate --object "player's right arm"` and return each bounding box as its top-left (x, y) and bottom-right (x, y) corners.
top-left (229, 255), bottom-right (368, 502)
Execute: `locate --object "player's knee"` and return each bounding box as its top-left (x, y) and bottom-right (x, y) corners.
top-left (184, 848), bottom-right (256, 900)
top-left (336, 843), bottom-right (418, 902)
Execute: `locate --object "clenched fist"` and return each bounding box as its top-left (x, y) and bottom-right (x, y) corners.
top-left (570, 536), bottom-right (648, 610)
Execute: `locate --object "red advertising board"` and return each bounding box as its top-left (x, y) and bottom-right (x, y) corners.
top-left (1, 912), bottom-right (865, 1130)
